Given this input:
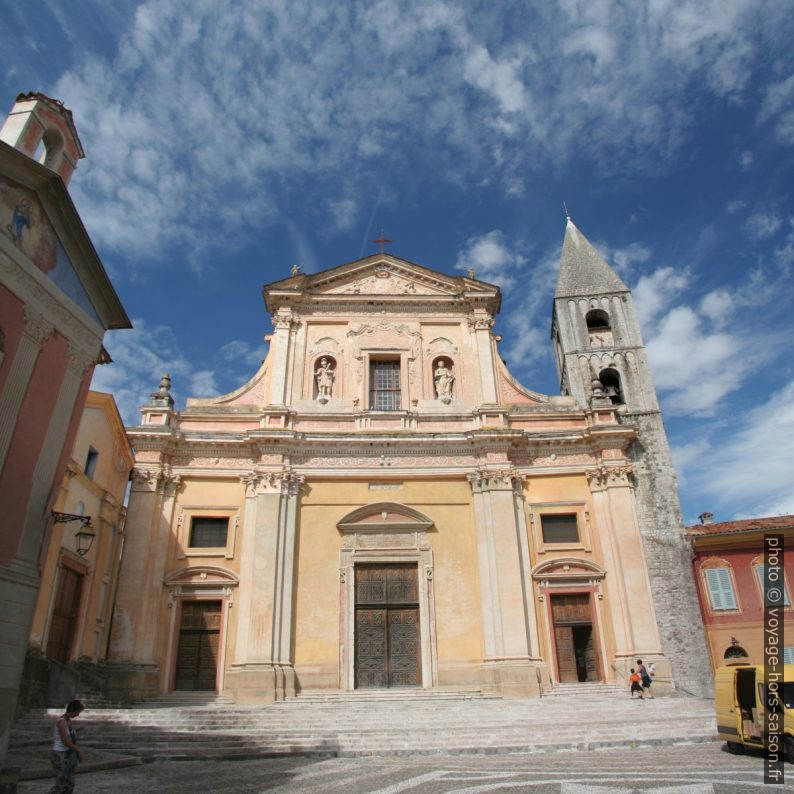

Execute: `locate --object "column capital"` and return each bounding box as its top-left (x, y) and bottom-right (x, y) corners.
top-left (467, 467), bottom-right (525, 494)
top-left (586, 464), bottom-right (634, 490)
top-left (22, 306), bottom-right (55, 345)
top-left (66, 340), bottom-right (98, 376)
top-left (240, 468), bottom-right (305, 497)
top-left (131, 466), bottom-right (182, 495)
top-left (272, 310), bottom-right (301, 330)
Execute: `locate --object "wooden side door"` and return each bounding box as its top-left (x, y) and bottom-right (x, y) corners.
top-left (554, 625), bottom-right (577, 682)
top-left (174, 601), bottom-right (222, 691)
top-left (46, 566), bottom-right (84, 664)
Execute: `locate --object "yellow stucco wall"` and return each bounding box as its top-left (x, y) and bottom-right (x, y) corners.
top-left (293, 478), bottom-right (483, 669)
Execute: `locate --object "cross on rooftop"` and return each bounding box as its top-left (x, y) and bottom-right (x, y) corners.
top-left (372, 230), bottom-right (393, 253)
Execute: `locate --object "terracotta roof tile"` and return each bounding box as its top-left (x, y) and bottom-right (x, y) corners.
top-left (686, 514), bottom-right (794, 537)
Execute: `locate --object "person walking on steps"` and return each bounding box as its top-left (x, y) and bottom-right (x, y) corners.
top-left (637, 659), bottom-right (654, 699)
top-left (629, 668), bottom-right (644, 699)
top-left (49, 699), bottom-right (84, 793)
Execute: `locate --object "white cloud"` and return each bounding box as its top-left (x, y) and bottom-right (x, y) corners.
top-left (632, 267), bottom-right (689, 328)
top-left (608, 242), bottom-right (651, 276)
top-left (46, 0), bottom-right (776, 273)
top-left (685, 380), bottom-right (794, 518)
top-left (501, 243), bottom-right (560, 375)
top-left (91, 318), bottom-right (195, 425)
top-left (758, 73), bottom-right (794, 145)
top-left (745, 209), bottom-right (782, 239)
top-left (189, 370), bottom-right (218, 397)
top-left (739, 150), bottom-right (753, 170)
top-left (699, 289), bottom-right (734, 328)
top-left (646, 306), bottom-right (746, 416)
top-left (726, 200), bottom-right (746, 214)
top-left (454, 230), bottom-right (525, 289)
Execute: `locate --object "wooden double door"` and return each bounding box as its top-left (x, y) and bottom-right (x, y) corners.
top-left (355, 564), bottom-right (420, 688)
top-left (174, 601), bottom-right (221, 691)
top-left (551, 594), bottom-right (600, 683)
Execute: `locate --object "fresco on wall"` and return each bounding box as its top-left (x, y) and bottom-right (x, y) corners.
top-left (0, 174), bottom-right (100, 325)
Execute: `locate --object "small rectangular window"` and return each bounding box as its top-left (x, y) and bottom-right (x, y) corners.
top-left (369, 360), bottom-right (401, 411)
top-left (704, 567), bottom-right (738, 611)
top-left (540, 514), bottom-right (579, 544)
top-left (84, 447), bottom-right (98, 478)
top-left (189, 517), bottom-right (229, 548)
top-left (784, 647), bottom-right (794, 665)
top-left (754, 565), bottom-right (790, 606)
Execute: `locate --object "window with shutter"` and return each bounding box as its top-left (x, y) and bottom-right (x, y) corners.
top-left (754, 565), bottom-right (790, 606)
top-left (704, 567), bottom-right (737, 611)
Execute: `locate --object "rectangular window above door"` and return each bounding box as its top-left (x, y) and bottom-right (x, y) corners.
top-left (369, 359), bottom-right (401, 410)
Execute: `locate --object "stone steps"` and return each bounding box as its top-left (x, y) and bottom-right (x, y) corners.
top-left (12, 695), bottom-right (715, 752)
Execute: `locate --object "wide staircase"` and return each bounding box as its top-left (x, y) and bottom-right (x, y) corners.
top-left (9, 687), bottom-right (717, 780)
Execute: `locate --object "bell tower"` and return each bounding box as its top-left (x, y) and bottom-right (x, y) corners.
top-left (551, 217), bottom-right (713, 696)
top-left (551, 217), bottom-right (659, 414)
top-left (0, 92), bottom-right (84, 185)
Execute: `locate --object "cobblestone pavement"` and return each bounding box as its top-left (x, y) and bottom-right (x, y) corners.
top-left (17, 743), bottom-right (794, 793)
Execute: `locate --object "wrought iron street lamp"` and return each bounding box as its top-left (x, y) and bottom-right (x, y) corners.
top-left (51, 511), bottom-right (96, 556)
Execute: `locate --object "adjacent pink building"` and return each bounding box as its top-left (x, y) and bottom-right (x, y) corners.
top-left (0, 93), bottom-right (129, 782)
top-left (687, 514), bottom-right (794, 668)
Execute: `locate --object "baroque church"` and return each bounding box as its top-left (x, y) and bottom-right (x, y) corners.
top-left (107, 222), bottom-right (712, 703)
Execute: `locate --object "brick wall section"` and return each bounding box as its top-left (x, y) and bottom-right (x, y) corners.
top-left (627, 412), bottom-right (714, 697)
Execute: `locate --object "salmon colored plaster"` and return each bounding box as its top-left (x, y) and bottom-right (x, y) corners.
top-left (0, 284), bottom-right (25, 394)
top-left (0, 331), bottom-right (68, 562)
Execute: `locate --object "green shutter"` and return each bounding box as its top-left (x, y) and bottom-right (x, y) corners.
top-left (755, 565), bottom-right (790, 606)
top-left (705, 567), bottom-right (737, 610)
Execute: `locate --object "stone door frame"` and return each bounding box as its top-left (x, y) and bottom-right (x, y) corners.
top-left (337, 502), bottom-right (438, 691)
top-left (163, 566), bottom-right (238, 694)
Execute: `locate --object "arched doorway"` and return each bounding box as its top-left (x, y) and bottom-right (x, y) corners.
top-left (337, 503), bottom-right (438, 690)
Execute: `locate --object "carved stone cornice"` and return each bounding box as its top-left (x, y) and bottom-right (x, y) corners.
top-left (585, 464), bottom-right (634, 490)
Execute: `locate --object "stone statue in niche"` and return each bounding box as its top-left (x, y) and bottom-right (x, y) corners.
top-left (315, 357), bottom-right (335, 402)
top-left (434, 360), bottom-right (454, 403)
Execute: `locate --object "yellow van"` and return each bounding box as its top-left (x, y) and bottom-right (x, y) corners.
top-left (715, 662), bottom-right (793, 761)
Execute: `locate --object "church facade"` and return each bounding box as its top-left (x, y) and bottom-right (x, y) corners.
top-left (108, 223), bottom-right (711, 703)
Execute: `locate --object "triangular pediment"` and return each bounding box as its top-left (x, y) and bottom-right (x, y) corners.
top-left (265, 253), bottom-right (500, 309)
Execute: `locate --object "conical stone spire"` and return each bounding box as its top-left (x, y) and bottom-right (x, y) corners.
top-left (555, 219), bottom-right (629, 298)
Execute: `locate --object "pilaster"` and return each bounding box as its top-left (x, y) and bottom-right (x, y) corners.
top-left (0, 307), bottom-right (54, 471)
top-left (586, 464), bottom-right (671, 689)
top-left (108, 466), bottom-right (181, 694)
top-left (467, 468), bottom-right (543, 698)
top-left (226, 469), bottom-right (303, 703)
top-left (468, 313), bottom-right (498, 405)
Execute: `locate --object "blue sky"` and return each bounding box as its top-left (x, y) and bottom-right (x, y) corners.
top-left (3, 0), bottom-right (793, 523)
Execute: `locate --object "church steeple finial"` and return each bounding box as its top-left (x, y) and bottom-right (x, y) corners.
top-left (563, 201), bottom-right (570, 221)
